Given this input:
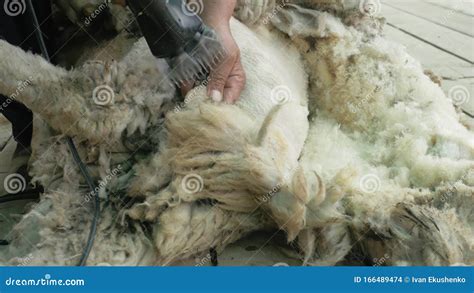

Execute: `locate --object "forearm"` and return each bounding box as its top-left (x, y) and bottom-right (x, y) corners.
top-left (200, 0), bottom-right (236, 28)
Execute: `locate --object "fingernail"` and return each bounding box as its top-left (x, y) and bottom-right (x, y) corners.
top-left (224, 94), bottom-right (235, 104)
top-left (211, 90), bottom-right (223, 102)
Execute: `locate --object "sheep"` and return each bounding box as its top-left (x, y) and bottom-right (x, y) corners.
top-left (270, 0), bottom-right (474, 265)
top-left (0, 0), bottom-right (472, 266)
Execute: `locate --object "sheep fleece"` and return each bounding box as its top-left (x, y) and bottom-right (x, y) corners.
top-left (0, 0), bottom-right (472, 266)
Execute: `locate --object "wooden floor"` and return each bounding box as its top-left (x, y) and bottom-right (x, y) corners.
top-left (0, 0), bottom-right (473, 265)
top-left (382, 0), bottom-right (474, 114)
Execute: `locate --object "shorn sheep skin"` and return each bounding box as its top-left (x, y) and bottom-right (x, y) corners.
top-left (0, 0), bottom-right (472, 266)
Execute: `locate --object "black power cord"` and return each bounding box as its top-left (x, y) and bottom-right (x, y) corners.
top-left (26, 0), bottom-right (100, 266)
top-left (210, 247), bottom-right (218, 266)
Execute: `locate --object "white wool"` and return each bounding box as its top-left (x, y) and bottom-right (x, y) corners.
top-left (0, 1), bottom-right (472, 266)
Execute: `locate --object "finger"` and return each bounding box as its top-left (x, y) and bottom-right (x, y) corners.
top-left (207, 52), bottom-right (237, 102)
top-left (223, 58), bottom-right (246, 103)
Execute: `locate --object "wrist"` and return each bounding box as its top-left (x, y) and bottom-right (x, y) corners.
top-left (201, 13), bottom-right (231, 33)
top-left (200, 0), bottom-right (235, 30)
top-left (205, 20), bottom-right (231, 38)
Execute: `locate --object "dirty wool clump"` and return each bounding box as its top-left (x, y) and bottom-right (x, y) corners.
top-left (0, 0), bottom-right (472, 266)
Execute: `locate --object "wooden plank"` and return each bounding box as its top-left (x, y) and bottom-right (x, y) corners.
top-left (173, 232), bottom-right (301, 266)
top-left (0, 123), bottom-right (13, 175)
top-left (384, 26), bottom-right (474, 115)
top-left (423, 0), bottom-right (474, 17)
top-left (382, 5), bottom-right (474, 63)
top-left (382, 0), bottom-right (474, 37)
top-left (384, 26), bottom-right (473, 79)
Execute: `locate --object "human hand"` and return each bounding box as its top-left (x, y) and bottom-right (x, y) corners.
top-left (206, 21), bottom-right (246, 103)
top-left (182, 0), bottom-right (246, 103)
